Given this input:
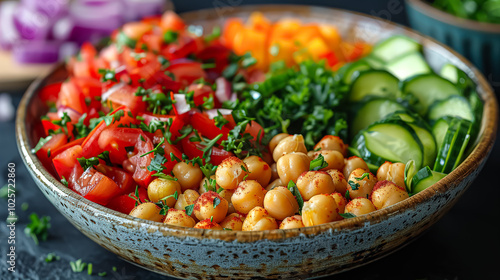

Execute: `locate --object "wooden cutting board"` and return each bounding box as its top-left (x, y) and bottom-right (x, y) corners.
top-left (0, 50), bottom-right (54, 91)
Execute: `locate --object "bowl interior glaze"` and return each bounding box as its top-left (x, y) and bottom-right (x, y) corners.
top-left (16, 5), bottom-right (498, 279)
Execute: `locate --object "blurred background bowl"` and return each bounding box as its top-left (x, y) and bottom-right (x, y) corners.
top-left (405, 0), bottom-right (500, 89)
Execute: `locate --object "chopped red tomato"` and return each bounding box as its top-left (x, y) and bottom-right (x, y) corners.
top-left (39, 82), bottom-right (62, 103)
top-left (161, 11), bottom-right (186, 31)
top-left (106, 84), bottom-right (146, 115)
top-left (52, 144), bottom-right (82, 181)
top-left (58, 80), bottom-right (87, 114)
top-left (73, 168), bottom-right (122, 205)
top-left (36, 133), bottom-right (68, 171)
top-left (96, 164), bottom-right (136, 195)
top-left (190, 112), bottom-right (229, 143)
top-left (106, 187), bottom-right (148, 214)
top-left (166, 59), bottom-right (207, 86)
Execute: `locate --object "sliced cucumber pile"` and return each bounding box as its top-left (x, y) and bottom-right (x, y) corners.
top-left (344, 35), bottom-right (484, 194)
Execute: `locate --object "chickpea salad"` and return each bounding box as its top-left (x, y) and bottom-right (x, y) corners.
top-left (31, 11), bottom-right (482, 231)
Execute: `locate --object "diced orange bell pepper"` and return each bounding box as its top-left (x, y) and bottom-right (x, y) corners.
top-left (318, 24), bottom-right (342, 50)
top-left (268, 39), bottom-right (297, 67)
top-left (122, 22), bottom-right (153, 40)
top-left (248, 12), bottom-right (272, 33)
top-left (160, 11), bottom-right (186, 32)
top-left (222, 18), bottom-right (244, 49)
top-left (270, 18), bottom-right (301, 41)
top-left (233, 27), bottom-right (268, 70)
top-left (306, 37), bottom-right (330, 61)
top-left (293, 25), bottom-right (323, 48)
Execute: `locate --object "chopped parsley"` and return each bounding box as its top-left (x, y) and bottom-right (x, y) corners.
top-left (61, 177), bottom-right (69, 187)
top-left (185, 204), bottom-right (195, 216)
top-left (163, 30), bottom-right (178, 44)
top-left (214, 110), bottom-right (229, 129)
top-left (204, 26), bottom-right (221, 43)
top-left (70, 259), bottom-right (87, 273)
top-left (128, 186), bottom-right (142, 207)
top-left (31, 135), bottom-right (53, 154)
top-left (213, 197), bottom-right (221, 208)
top-left (340, 213), bottom-right (357, 219)
top-left (348, 180), bottom-right (360, 191)
top-left (45, 253), bottom-right (60, 263)
top-left (287, 180), bottom-right (304, 214)
top-left (310, 154), bottom-right (328, 171)
top-left (355, 172), bottom-right (370, 180)
top-left (24, 213), bottom-right (51, 245)
top-left (98, 68), bottom-right (117, 82)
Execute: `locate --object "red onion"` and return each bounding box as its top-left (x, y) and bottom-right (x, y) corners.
top-left (0, 1), bottom-right (19, 50)
top-left (173, 94), bottom-right (191, 115)
top-left (205, 109), bottom-right (233, 119)
top-left (122, 0), bottom-right (166, 22)
top-left (13, 40), bottom-right (60, 63)
top-left (22, 0), bottom-right (69, 19)
top-left (102, 82), bottom-right (126, 101)
top-left (215, 77), bottom-right (232, 103)
top-left (57, 105), bottom-right (83, 122)
top-left (13, 5), bottom-right (51, 40)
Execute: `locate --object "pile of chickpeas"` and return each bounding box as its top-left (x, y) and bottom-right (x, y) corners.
top-left (128, 134), bottom-right (410, 230)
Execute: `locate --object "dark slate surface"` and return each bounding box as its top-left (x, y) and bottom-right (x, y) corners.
top-left (1, 0), bottom-right (499, 279)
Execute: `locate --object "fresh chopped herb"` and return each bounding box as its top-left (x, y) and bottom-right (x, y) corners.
top-left (310, 154), bottom-right (328, 171)
top-left (241, 53), bottom-right (257, 68)
top-left (210, 216), bottom-right (214, 222)
top-left (141, 138), bottom-right (165, 157)
top-left (223, 228), bottom-right (232, 231)
top-left (98, 272), bottom-right (107, 277)
top-left (45, 252), bottom-right (60, 263)
top-left (170, 152), bottom-right (183, 163)
top-left (140, 134), bottom-right (146, 142)
top-left (204, 26), bottom-right (221, 43)
top-left (125, 146), bottom-right (135, 153)
top-left (355, 172), bottom-right (370, 180)
top-left (160, 191), bottom-right (178, 202)
top-left (214, 110), bottom-right (229, 129)
top-left (24, 213), bottom-right (51, 245)
top-left (203, 177), bottom-right (217, 192)
top-left (159, 204), bottom-right (169, 216)
top-left (116, 31), bottom-right (136, 50)
top-left (77, 156), bottom-right (100, 171)
top-left (340, 213), bottom-right (357, 219)
top-left (270, 44), bottom-right (280, 56)
top-left (151, 173), bottom-right (178, 181)
top-left (139, 119), bottom-right (166, 134)
top-left (222, 63), bottom-right (239, 79)
top-left (185, 204), bottom-right (195, 216)
top-left (97, 151), bottom-right (113, 166)
top-left (348, 180), bottom-right (360, 191)
top-left (345, 190), bottom-right (350, 200)
top-left (163, 30), bottom-right (178, 44)
top-left (72, 113), bottom-right (90, 139)
top-left (201, 62), bottom-right (216, 69)
top-left (51, 112), bottom-right (72, 135)
top-left (98, 68), bottom-right (117, 82)
top-left (216, 187), bottom-right (224, 194)
top-left (47, 149), bottom-right (51, 158)
top-left (31, 135), bottom-right (53, 154)
top-left (112, 266), bottom-right (117, 272)
top-left (158, 55), bottom-right (170, 68)
top-left (61, 177), bottom-right (69, 187)
top-left (0, 185), bottom-right (8, 199)
top-left (21, 202), bottom-right (29, 211)
top-left (287, 181), bottom-right (304, 214)
top-left (88, 263), bottom-right (93, 275)
top-left (128, 186), bottom-right (142, 207)
top-left (70, 259), bottom-right (87, 273)
top-left (213, 197), bottom-right (221, 208)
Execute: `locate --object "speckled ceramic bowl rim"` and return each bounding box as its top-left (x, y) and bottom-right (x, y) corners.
top-left (16, 4), bottom-right (498, 242)
top-left (406, 0), bottom-right (500, 32)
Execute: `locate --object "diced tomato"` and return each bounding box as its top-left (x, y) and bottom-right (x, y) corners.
top-left (58, 80), bottom-right (88, 114)
top-left (73, 168), bottom-right (123, 205)
top-left (51, 137), bottom-right (85, 158)
top-left (319, 51), bottom-right (340, 68)
top-left (181, 132), bottom-right (233, 165)
top-left (141, 70), bottom-right (181, 92)
top-left (210, 146), bottom-right (234, 166)
top-left (190, 112), bottom-right (229, 143)
top-left (106, 84), bottom-right (146, 115)
top-left (162, 36), bottom-right (199, 61)
top-left (52, 144), bottom-right (82, 181)
top-left (36, 133), bottom-right (68, 170)
top-left (125, 132), bottom-right (155, 188)
top-left (122, 22), bottom-right (153, 40)
top-left (106, 187), bottom-right (148, 214)
top-left (186, 83), bottom-right (221, 108)
top-left (98, 127), bottom-right (146, 164)
top-left (96, 165), bottom-right (136, 195)
top-left (244, 120), bottom-right (265, 142)
top-left (39, 82), bottom-right (62, 103)
top-left (41, 120), bottom-right (60, 136)
top-left (160, 10), bottom-right (186, 31)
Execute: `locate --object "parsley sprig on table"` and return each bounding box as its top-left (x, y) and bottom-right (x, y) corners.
top-left (24, 213), bottom-right (51, 245)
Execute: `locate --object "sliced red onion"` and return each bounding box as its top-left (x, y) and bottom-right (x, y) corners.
top-left (59, 41), bottom-right (78, 61)
top-left (13, 5), bottom-right (52, 40)
top-left (57, 105), bottom-right (82, 122)
top-left (205, 109), bottom-right (233, 119)
top-left (52, 16), bottom-right (73, 41)
top-left (215, 77), bottom-right (232, 103)
top-left (102, 82), bottom-right (126, 101)
top-left (122, 0), bottom-right (166, 21)
top-left (22, 0), bottom-right (69, 19)
top-left (229, 93), bottom-right (237, 102)
top-left (13, 40), bottom-right (60, 63)
top-left (173, 94), bottom-right (191, 115)
top-left (0, 1), bottom-right (19, 50)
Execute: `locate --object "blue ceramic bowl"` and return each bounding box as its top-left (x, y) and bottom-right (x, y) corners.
top-left (406, 0), bottom-right (500, 87)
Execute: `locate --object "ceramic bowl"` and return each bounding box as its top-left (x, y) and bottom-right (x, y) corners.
top-left (16, 5), bottom-right (498, 279)
top-left (405, 0), bottom-right (500, 88)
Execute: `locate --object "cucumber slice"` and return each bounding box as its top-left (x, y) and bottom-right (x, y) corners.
top-left (411, 166), bottom-right (446, 193)
top-left (440, 63), bottom-right (458, 84)
top-left (364, 55), bottom-right (385, 69)
top-left (427, 95), bottom-right (474, 122)
top-left (372, 35), bottom-right (422, 63)
top-left (353, 119), bottom-right (423, 170)
top-left (404, 160), bottom-right (416, 193)
top-left (385, 112), bottom-right (436, 168)
top-left (340, 60), bottom-right (372, 85)
top-left (385, 52), bottom-right (432, 80)
top-left (348, 147), bottom-right (380, 173)
top-left (402, 74), bottom-right (462, 116)
top-left (432, 116), bottom-right (453, 150)
top-left (349, 70), bottom-right (400, 102)
top-left (433, 118), bottom-right (473, 173)
top-left (350, 98), bottom-right (406, 137)
top-left (439, 63), bottom-right (475, 94)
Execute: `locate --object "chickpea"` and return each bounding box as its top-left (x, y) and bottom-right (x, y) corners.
top-left (199, 175), bottom-right (220, 194)
top-left (173, 162), bottom-right (204, 191)
top-left (377, 162), bottom-right (406, 189)
top-left (164, 209), bottom-right (196, 227)
top-left (220, 213), bottom-right (245, 231)
top-left (215, 157), bottom-right (248, 190)
top-left (242, 207), bottom-right (278, 231)
top-left (129, 202), bottom-right (164, 222)
top-left (345, 198), bottom-right (376, 216)
top-left (343, 156), bottom-right (369, 179)
top-left (174, 189), bottom-right (200, 218)
top-left (243, 156), bottom-right (272, 187)
top-left (302, 194), bottom-right (341, 226)
top-left (269, 133), bottom-right (289, 154)
top-left (279, 215), bottom-right (305, 229)
top-left (326, 169), bottom-right (348, 195)
top-left (218, 188), bottom-right (236, 214)
top-left (194, 219), bottom-right (223, 230)
top-left (193, 191), bottom-right (228, 223)
top-left (296, 171), bottom-right (336, 201)
top-left (312, 150), bottom-right (344, 171)
top-left (371, 180), bottom-right (409, 210)
top-left (314, 135), bottom-right (348, 156)
top-left (231, 180), bottom-right (266, 214)
top-left (263, 186), bottom-right (298, 220)
top-left (147, 178), bottom-right (181, 207)
top-left (272, 134), bottom-right (308, 162)
top-left (270, 163), bottom-right (279, 182)
top-left (266, 178), bottom-right (283, 191)
top-left (276, 152), bottom-right (311, 185)
top-left (347, 169), bottom-right (377, 200)
top-left (330, 192), bottom-right (347, 214)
